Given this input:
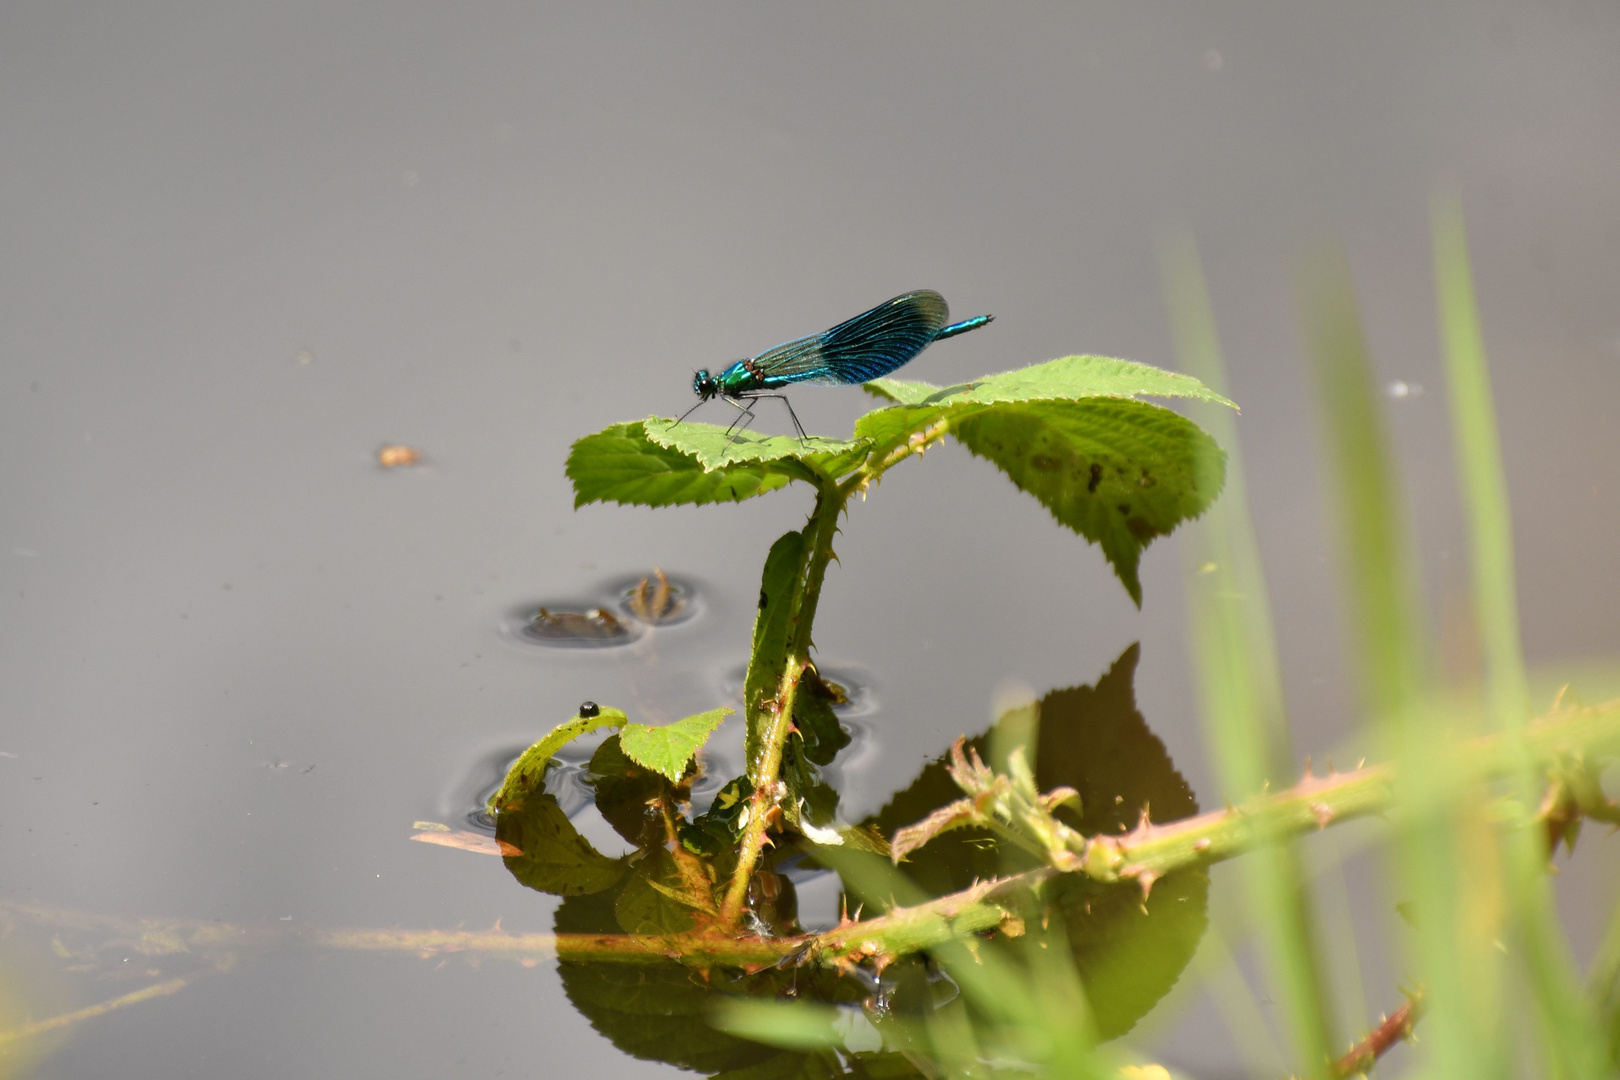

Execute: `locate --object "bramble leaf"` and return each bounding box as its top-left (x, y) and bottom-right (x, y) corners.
top-left (489, 706), bottom-right (627, 811)
top-left (614, 847), bottom-right (707, 935)
top-left (567, 422), bottom-right (797, 508)
top-left (955, 399), bottom-right (1224, 606)
top-left (569, 356), bottom-right (1233, 604)
top-left (619, 707), bottom-right (734, 783)
top-left (642, 419), bottom-right (868, 478)
top-left (862, 355), bottom-right (1232, 604)
top-left (495, 792), bottom-right (625, 897)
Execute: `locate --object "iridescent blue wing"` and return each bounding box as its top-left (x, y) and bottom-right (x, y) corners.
top-left (753, 291), bottom-right (951, 387)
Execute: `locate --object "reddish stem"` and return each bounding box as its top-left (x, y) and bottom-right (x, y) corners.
top-left (1333, 994), bottom-right (1422, 1077)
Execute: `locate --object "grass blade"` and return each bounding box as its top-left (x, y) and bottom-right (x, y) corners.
top-left (1161, 236), bottom-right (1337, 1077)
top-left (1433, 195), bottom-right (1606, 1075)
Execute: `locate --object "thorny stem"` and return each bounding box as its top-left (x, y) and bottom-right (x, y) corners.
top-left (719, 425), bottom-right (963, 924)
top-left (3, 698), bottom-right (1613, 1057)
top-left (720, 474), bottom-right (848, 925)
top-left (341, 696), bottom-right (1620, 967)
top-left (657, 789), bottom-right (718, 912)
top-left (1331, 992), bottom-right (1423, 1077)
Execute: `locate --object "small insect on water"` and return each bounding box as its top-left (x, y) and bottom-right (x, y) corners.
top-left (675, 290), bottom-right (993, 443)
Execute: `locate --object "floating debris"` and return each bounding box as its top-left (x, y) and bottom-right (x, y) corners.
top-left (377, 444), bottom-right (422, 467)
top-left (625, 567), bottom-right (686, 623)
top-left (522, 606), bottom-right (636, 646)
top-left (409, 829), bottom-right (519, 857)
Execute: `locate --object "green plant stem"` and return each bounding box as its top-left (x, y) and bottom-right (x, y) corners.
top-left (720, 474), bottom-right (849, 925)
top-left (1169, 236), bottom-right (1336, 1074)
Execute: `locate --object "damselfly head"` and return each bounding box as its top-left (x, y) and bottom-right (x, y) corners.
top-left (692, 369), bottom-right (718, 400)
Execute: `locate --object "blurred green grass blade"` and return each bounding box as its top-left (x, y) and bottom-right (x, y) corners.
top-left (821, 849), bottom-right (1115, 1078)
top-left (1295, 239), bottom-right (1501, 1079)
top-left (1161, 237), bottom-right (1337, 1077)
top-left (1187, 920), bottom-right (1288, 1077)
top-left (709, 998), bottom-right (844, 1052)
top-left (1159, 236), bottom-right (1290, 792)
top-left (1434, 196), bottom-right (1606, 1076)
top-left (1433, 197), bottom-right (1527, 731)
top-left (1588, 890), bottom-right (1620, 1067)
top-left (1295, 246), bottom-right (1427, 723)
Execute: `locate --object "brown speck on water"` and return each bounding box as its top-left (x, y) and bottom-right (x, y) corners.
top-left (377, 444), bottom-right (422, 467)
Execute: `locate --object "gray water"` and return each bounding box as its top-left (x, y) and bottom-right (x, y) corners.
top-left (3, 4), bottom-right (1618, 1076)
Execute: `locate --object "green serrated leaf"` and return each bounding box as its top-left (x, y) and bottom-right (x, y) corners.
top-left (567, 421), bottom-right (796, 508)
top-left (643, 417), bottom-right (867, 477)
top-left (868, 354), bottom-right (1233, 413)
top-left (863, 377), bottom-right (958, 406)
top-left (956, 399), bottom-right (1225, 606)
top-left (961, 353), bottom-right (1236, 408)
top-left (489, 706), bottom-right (627, 811)
top-left (855, 357), bottom-right (1231, 605)
top-left (619, 706), bottom-right (734, 782)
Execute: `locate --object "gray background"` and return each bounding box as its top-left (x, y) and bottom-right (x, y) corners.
top-left (2, 3), bottom-right (1617, 1076)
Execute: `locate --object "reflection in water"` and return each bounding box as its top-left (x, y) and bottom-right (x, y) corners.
top-left (722, 663), bottom-right (877, 719)
top-left (492, 642), bottom-right (1208, 1072)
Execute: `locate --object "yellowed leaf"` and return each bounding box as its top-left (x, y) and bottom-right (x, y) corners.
top-left (409, 831), bottom-right (519, 857)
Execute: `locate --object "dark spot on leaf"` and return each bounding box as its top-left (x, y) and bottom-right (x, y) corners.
top-left (758, 590), bottom-right (768, 610)
top-left (1030, 454), bottom-right (1062, 472)
top-left (1127, 517), bottom-right (1163, 541)
top-left (1088, 462), bottom-right (1103, 493)
top-left (1118, 504), bottom-right (1131, 515)
top-left (1137, 471), bottom-right (1156, 488)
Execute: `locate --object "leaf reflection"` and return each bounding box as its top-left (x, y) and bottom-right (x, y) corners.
top-left (497, 643), bottom-right (1206, 1072)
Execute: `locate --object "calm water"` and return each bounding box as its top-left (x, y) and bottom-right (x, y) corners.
top-left (3, 4), bottom-right (1619, 1076)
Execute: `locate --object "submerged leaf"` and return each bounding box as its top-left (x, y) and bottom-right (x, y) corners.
top-left (591, 734), bottom-right (678, 849)
top-left (555, 889), bottom-right (884, 1078)
top-left (495, 792), bottom-right (625, 896)
top-left (614, 847), bottom-right (706, 935)
top-left (620, 707), bottom-right (735, 783)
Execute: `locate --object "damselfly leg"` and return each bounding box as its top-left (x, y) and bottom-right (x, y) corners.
top-left (719, 393), bottom-right (807, 449)
top-left (740, 393), bottom-right (808, 441)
